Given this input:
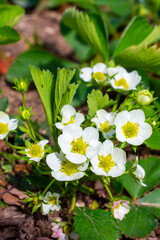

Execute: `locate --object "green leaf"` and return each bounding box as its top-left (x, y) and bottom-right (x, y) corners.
top-left (62, 8), bottom-right (108, 59)
top-left (74, 207), bottom-right (121, 240)
top-left (60, 21), bottom-right (94, 62)
top-left (53, 68), bottom-right (76, 123)
top-left (2, 160), bottom-right (12, 173)
top-left (114, 16), bottom-right (152, 57)
top-left (0, 5), bottom-right (24, 27)
top-left (139, 189), bottom-right (160, 218)
top-left (60, 83), bottom-right (79, 108)
top-left (30, 66), bottom-right (54, 132)
top-left (118, 156), bottom-right (160, 199)
top-left (145, 130), bottom-right (160, 150)
top-left (115, 44), bottom-right (160, 75)
top-left (7, 48), bottom-right (77, 83)
top-left (0, 97), bottom-right (8, 111)
top-left (0, 26), bottom-right (20, 45)
top-left (87, 89), bottom-right (114, 119)
top-left (119, 205), bottom-right (158, 238)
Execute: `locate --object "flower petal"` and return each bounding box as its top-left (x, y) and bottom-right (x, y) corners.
top-left (82, 127), bottom-right (99, 144)
top-left (8, 119), bottom-right (18, 131)
top-left (0, 111), bottom-right (9, 123)
top-left (66, 152), bottom-right (87, 164)
top-left (80, 67), bottom-right (92, 82)
top-left (46, 153), bottom-right (62, 171)
top-left (112, 148), bottom-right (126, 165)
top-left (93, 63), bottom-right (107, 74)
top-left (108, 165), bottom-right (125, 177)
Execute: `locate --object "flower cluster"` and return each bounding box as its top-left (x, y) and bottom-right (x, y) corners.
top-left (80, 64), bottom-right (141, 90)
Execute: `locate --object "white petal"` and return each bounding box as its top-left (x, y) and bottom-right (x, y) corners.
top-left (93, 63), bottom-right (107, 74)
top-left (63, 124), bottom-right (83, 140)
top-left (128, 70), bottom-right (141, 88)
top-left (74, 113), bottom-right (85, 125)
top-left (108, 165), bottom-right (125, 177)
top-left (29, 156), bottom-right (42, 162)
top-left (86, 141), bottom-right (101, 159)
top-left (77, 161), bottom-right (89, 171)
top-left (90, 166), bottom-right (108, 176)
top-left (112, 148), bottom-right (126, 165)
top-left (129, 110), bottom-right (145, 124)
top-left (58, 135), bottom-right (72, 154)
top-left (0, 133), bottom-right (9, 139)
top-left (97, 109), bottom-right (108, 123)
top-left (80, 67), bottom-right (92, 82)
top-left (139, 123), bottom-right (152, 140)
top-left (51, 171), bottom-right (84, 181)
top-left (55, 122), bottom-right (64, 130)
top-left (116, 127), bottom-right (126, 142)
top-left (90, 155), bottom-right (99, 169)
top-left (114, 111), bottom-right (130, 126)
top-left (39, 139), bottom-right (49, 148)
top-left (61, 105), bottom-right (76, 124)
top-left (0, 111), bottom-right (9, 123)
top-left (91, 117), bottom-right (100, 128)
top-left (103, 129), bottom-right (115, 139)
top-left (42, 203), bottom-right (52, 215)
top-left (46, 153), bottom-right (62, 171)
top-left (82, 127), bottom-right (99, 144)
top-left (8, 119), bottom-right (18, 131)
top-left (66, 152), bottom-right (87, 164)
top-left (99, 140), bottom-right (113, 155)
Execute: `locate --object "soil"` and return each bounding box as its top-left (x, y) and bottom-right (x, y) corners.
top-left (0, 7), bottom-right (159, 240)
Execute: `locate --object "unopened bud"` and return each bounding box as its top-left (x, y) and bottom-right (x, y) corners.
top-left (14, 78), bottom-right (29, 93)
top-left (21, 109), bottom-right (31, 120)
top-left (136, 90), bottom-right (153, 106)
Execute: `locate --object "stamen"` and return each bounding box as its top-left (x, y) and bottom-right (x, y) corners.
top-left (115, 78), bottom-right (129, 89)
top-left (28, 144), bottom-right (43, 157)
top-left (71, 137), bottom-right (88, 155)
top-left (61, 161), bottom-right (78, 176)
top-left (122, 121), bottom-right (139, 138)
top-left (100, 122), bottom-right (111, 133)
top-left (98, 154), bottom-right (115, 173)
top-left (0, 123), bottom-right (9, 134)
top-left (92, 72), bottom-right (105, 82)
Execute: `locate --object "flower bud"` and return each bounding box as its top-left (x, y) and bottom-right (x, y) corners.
top-left (112, 200), bottom-right (130, 220)
top-left (14, 78), bottom-right (29, 93)
top-left (21, 109), bottom-right (31, 121)
top-left (136, 90), bottom-right (153, 106)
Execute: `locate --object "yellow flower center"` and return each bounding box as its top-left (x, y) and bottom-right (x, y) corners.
top-left (64, 116), bottom-right (74, 126)
top-left (71, 137), bottom-right (88, 155)
top-left (92, 72), bottom-right (105, 82)
top-left (98, 154), bottom-right (115, 173)
top-left (122, 121), bottom-right (139, 138)
top-left (100, 122), bottom-right (111, 133)
top-left (28, 144), bottom-right (43, 157)
top-left (61, 161), bottom-right (78, 176)
top-left (48, 196), bottom-right (57, 205)
top-left (0, 122), bottom-right (9, 135)
top-left (115, 78), bottom-right (129, 90)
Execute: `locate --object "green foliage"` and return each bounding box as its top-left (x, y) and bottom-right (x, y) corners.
top-left (53, 68), bottom-right (77, 123)
top-left (113, 16), bottom-right (160, 75)
top-left (114, 17), bottom-right (152, 57)
top-left (0, 4), bottom-right (24, 27)
top-left (60, 22), bottom-right (94, 62)
top-left (7, 49), bottom-right (78, 83)
top-left (138, 189), bottom-right (160, 218)
top-left (62, 8), bottom-right (108, 60)
top-left (30, 66), bottom-right (54, 133)
top-left (87, 89), bottom-right (114, 119)
top-left (0, 97), bottom-right (8, 111)
top-left (119, 205), bottom-right (158, 238)
top-left (115, 44), bottom-right (160, 75)
top-left (118, 157), bottom-right (160, 199)
top-left (0, 26), bottom-right (20, 45)
top-left (74, 207), bottom-right (121, 240)
top-left (145, 130), bottom-right (160, 150)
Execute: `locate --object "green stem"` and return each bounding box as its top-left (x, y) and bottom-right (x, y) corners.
top-left (68, 190), bottom-right (76, 223)
top-left (22, 93), bottom-right (25, 107)
top-left (130, 0), bottom-right (135, 18)
top-left (27, 120), bottom-right (37, 141)
top-left (103, 180), bottom-right (113, 200)
top-left (112, 92), bottom-right (121, 112)
top-left (0, 150), bottom-right (21, 160)
top-left (4, 139), bottom-right (24, 150)
top-left (41, 178), bottom-right (55, 197)
top-left (81, 184), bottom-right (95, 194)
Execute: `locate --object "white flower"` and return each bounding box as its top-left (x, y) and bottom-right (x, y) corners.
top-left (80, 63), bottom-right (107, 83)
top-left (112, 200), bottom-right (130, 221)
top-left (25, 139), bottom-right (49, 162)
top-left (133, 164), bottom-right (146, 187)
top-left (90, 140), bottom-right (126, 177)
top-left (58, 124), bottom-right (101, 164)
top-left (114, 109), bottom-right (152, 146)
top-left (42, 191), bottom-right (60, 215)
top-left (55, 105), bottom-right (84, 130)
top-left (0, 111), bottom-right (18, 139)
top-left (107, 66), bottom-right (141, 90)
top-left (51, 223), bottom-right (79, 240)
top-left (91, 109), bottom-right (116, 138)
top-left (46, 152), bottom-right (88, 181)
